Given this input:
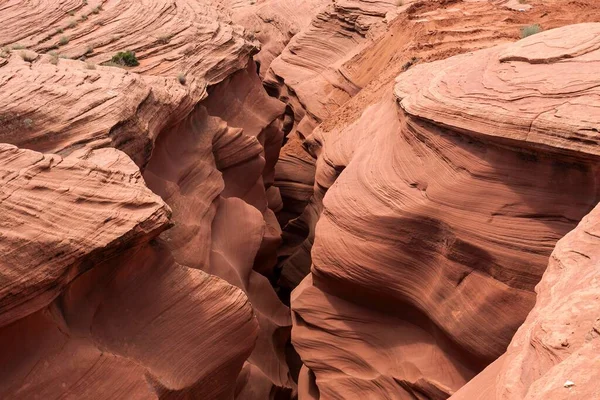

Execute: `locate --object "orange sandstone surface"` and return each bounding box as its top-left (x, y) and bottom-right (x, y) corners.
top-left (1, 0), bottom-right (600, 399)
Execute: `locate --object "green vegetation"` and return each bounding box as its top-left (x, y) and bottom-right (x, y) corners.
top-left (92, 6), bottom-right (102, 14)
top-left (11, 44), bottom-right (25, 50)
top-left (68, 20), bottom-right (77, 28)
top-left (521, 24), bottom-right (542, 38)
top-left (109, 50), bottom-right (139, 67)
top-left (177, 73), bottom-right (186, 85)
top-left (0, 47), bottom-right (10, 58)
top-left (59, 36), bottom-right (70, 46)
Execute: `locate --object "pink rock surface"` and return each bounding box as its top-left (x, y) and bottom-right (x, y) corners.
top-left (0, 144), bottom-right (258, 399)
top-left (0, 144), bottom-right (170, 327)
top-left (453, 201), bottom-right (600, 399)
top-left (290, 22), bottom-right (600, 398)
top-left (0, 0), bottom-right (292, 396)
top-left (395, 23), bottom-right (600, 158)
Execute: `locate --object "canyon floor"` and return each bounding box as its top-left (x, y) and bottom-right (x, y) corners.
top-left (1, 0), bottom-right (599, 399)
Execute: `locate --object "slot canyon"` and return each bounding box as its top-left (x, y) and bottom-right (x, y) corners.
top-left (1, 0), bottom-right (600, 399)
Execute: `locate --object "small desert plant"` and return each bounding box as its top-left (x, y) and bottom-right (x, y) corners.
top-left (68, 11), bottom-right (75, 16)
top-left (68, 20), bottom-right (77, 29)
top-left (20, 51), bottom-right (37, 62)
top-left (110, 50), bottom-right (139, 67)
top-left (59, 36), bottom-right (70, 46)
top-left (79, 14), bottom-right (88, 21)
top-left (521, 24), bottom-right (541, 38)
top-left (56, 28), bottom-right (64, 34)
top-left (22, 118), bottom-right (33, 128)
top-left (0, 47), bottom-right (10, 58)
top-left (92, 6), bottom-right (101, 14)
top-left (85, 45), bottom-right (94, 54)
top-left (49, 51), bottom-right (59, 65)
top-left (177, 73), bottom-right (186, 85)
top-left (401, 56), bottom-right (419, 72)
top-left (11, 44), bottom-right (25, 50)
top-left (157, 34), bottom-right (173, 45)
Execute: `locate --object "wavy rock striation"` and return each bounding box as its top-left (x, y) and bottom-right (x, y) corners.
top-left (453, 200), bottom-right (600, 399)
top-left (0, 0), bottom-right (293, 397)
top-left (290, 23), bottom-right (600, 398)
top-left (0, 144), bottom-right (259, 399)
top-left (274, 0), bottom-right (600, 293)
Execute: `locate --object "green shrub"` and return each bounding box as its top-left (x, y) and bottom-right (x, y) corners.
top-left (521, 24), bottom-right (541, 38)
top-left (110, 50), bottom-right (139, 67)
top-left (59, 36), bottom-right (70, 46)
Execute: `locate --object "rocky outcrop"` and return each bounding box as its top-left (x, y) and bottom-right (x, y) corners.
top-left (452, 200), bottom-right (600, 400)
top-left (0, 144), bottom-right (258, 399)
top-left (275, 0), bottom-right (600, 292)
top-left (290, 23), bottom-right (600, 398)
top-left (0, 0), bottom-right (293, 397)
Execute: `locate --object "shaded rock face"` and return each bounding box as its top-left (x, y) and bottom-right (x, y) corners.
top-left (453, 200), bottom-right (600, 400)
top-left (289, 23), bottom-right (600, 399)
top-left (0, 0), bottom-right (297, 398)
top-left (0, 144), bottom-right (258, 399)
top-left (2, 0), bottom-right (600, 399)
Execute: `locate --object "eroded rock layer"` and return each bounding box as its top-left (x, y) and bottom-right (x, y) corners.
top-left (0, 0), bottom-right (295, 397)
top-left (275, 0), bottom-right (600, 292)
top-left (290, 23), bottom-right (600, 398)
top-left (0, 144), bottom-right (259, 399)
top-left (452, 200), bottom-right (600, 399)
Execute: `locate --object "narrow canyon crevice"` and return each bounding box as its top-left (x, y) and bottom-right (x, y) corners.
top-left (1, 1), bottom-right (600, 399)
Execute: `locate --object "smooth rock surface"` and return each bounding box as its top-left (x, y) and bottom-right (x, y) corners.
top-left (290, 22), bottom-right (600, 398)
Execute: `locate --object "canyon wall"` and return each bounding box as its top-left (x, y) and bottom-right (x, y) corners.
top-left (288, 20), bottom-right (600, 399)
top-left (0, 0), bottom-right (297, 398)
top-left (1, 0), bottom-right (600, 399)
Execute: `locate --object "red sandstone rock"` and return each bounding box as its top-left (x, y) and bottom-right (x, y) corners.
top-left (0, 144), bottom-right (258, 399)
top-left (452, 201), bottom-right (600, 399)
top-left (290, 22), bottom-right (600, 398)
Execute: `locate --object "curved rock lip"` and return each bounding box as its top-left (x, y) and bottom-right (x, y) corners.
top-left (0, 144), bottom-right (172, 327)
top-left (394, 23), bottom-right (600, 158)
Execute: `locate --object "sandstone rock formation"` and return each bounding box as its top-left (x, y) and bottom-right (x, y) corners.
top-left (290, 22), bottom-right (600, 398)
top-left (0, 144), bottom-right (258, 399)
top-left (453, 200), bottom-right (600, 400)
top-left (274, 0), bottom-right (600, 293)
top-left (0, 0), bottom-right (297, 397)
top-left (2, 0), bottom-right (600, 399)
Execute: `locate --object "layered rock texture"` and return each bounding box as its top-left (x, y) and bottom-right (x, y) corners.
top-left (2, 0), bottom-right (600, 399)
top-left (453, 200), bottom-right (600, 399)
top-left (0, 0), bottom-right (299, 398)
top-left (0, 144), bottom-right (258, 399)
top-left (288, 20), bottom-right (600, 400)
